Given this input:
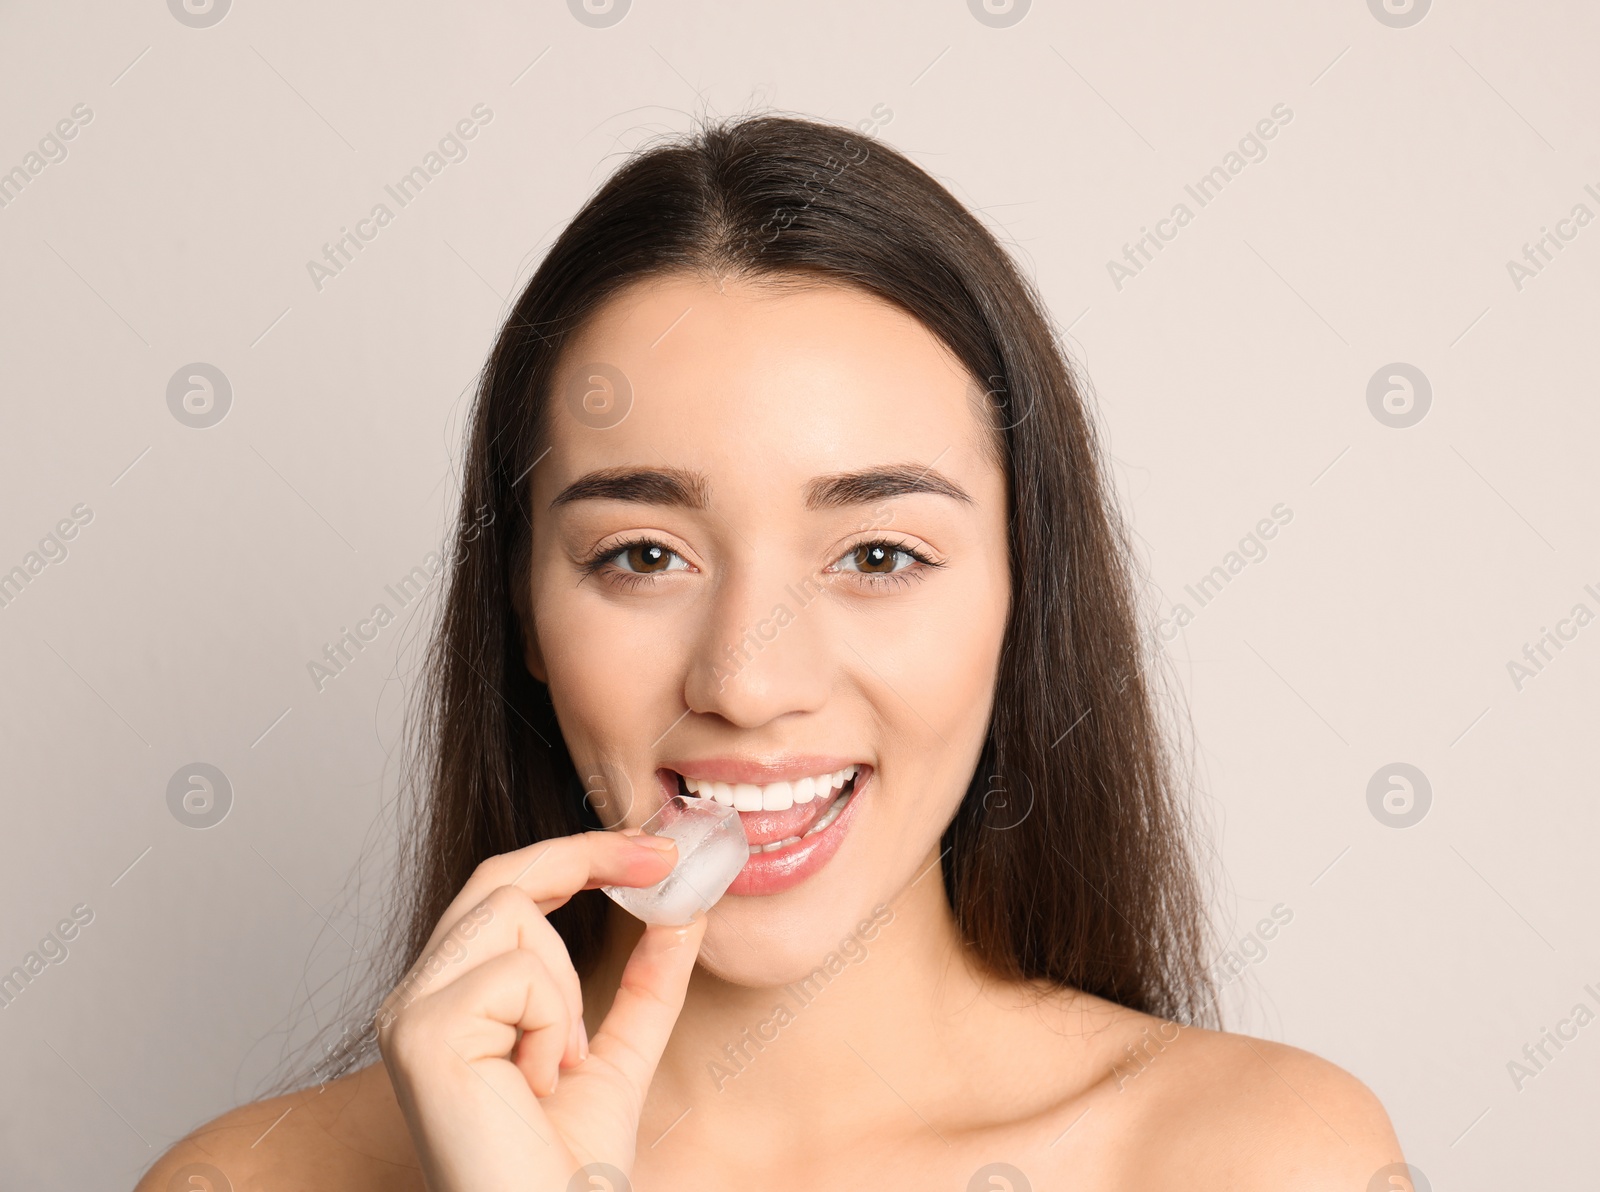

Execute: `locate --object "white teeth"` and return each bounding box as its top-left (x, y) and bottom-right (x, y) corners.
top-left (682, 765), bottom-right (857, 811)
top-left (805, 788), bottom-right (851, 835)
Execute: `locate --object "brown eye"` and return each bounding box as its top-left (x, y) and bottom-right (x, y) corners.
top-left (582, 537), bottom-right (691, 586)
top-left (582, 538), bottom-right (690, 587)
top-left (834, 540), bottom-right (934, 582)
top-left (622, 542), bottom-right (674, 573)
top-left (852, 543), bottom-right (899, 574)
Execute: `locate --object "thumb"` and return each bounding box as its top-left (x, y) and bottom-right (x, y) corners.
top-left (586, 916), bottom-right (708, 1096)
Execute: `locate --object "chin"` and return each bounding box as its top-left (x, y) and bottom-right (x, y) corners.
top-left (692, 845), bottom-right (900, 989)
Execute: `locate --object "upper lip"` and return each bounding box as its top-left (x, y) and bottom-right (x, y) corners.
top-left (661, 756), bottom-right (867, 785)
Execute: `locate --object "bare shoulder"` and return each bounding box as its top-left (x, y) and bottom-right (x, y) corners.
top-left (134, 1063), bottom-right (421, 1192)
top-left (1090, 1008), bottom-right (1406, 1190)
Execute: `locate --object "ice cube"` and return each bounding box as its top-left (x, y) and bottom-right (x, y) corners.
top-left (602, 794), bottom-right (749, 925)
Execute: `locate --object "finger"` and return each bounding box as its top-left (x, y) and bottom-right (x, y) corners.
top-left (386, 885), bottom-right (591, 1067)
top-left (413, 947), bottom-right (572, 1097)
top-left (421, 831), bottom-right (677, 958)
top-left (589, 915), bottom-right (708, 1096)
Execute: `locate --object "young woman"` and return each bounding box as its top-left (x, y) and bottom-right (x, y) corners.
top-left (139, 115), bottom-right (1403, 1190)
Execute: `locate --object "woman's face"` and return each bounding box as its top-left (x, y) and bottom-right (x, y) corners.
top-left (522, 272), bottom-right (1011, 984)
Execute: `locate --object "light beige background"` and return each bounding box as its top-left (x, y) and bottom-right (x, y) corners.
top-left (2, 1), bottom-right (1596, 1187)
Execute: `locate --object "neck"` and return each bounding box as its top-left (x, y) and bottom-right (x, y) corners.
top-left (581, 845), bottom-right (1060, 1144)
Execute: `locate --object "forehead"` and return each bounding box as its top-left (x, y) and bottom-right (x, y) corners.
top-left (537, 273), bottom-right (996, 493)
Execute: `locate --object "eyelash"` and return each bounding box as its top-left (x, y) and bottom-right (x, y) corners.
top-left (579, 535), bottom-right (944, 592)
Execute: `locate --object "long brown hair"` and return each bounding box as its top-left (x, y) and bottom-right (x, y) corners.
top-left (283, 113), bottom-right (1215, 1094)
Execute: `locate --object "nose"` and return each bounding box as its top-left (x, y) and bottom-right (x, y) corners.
top-left (681, 562), bottom-right (831, 727)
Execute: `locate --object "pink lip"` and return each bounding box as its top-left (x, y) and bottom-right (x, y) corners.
top-left (725, 766), bottom-right (868, 896)
top-left (646, 762), bottom-right (872, 897)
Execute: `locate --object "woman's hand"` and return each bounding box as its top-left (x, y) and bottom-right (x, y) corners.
top-left (376, 828), bottom-right (705, 1191)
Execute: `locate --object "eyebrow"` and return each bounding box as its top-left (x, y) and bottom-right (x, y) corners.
top-left (548, 463), bottom-right (973, 510)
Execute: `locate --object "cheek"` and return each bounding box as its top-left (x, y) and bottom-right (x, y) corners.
top-left (843, 560), bottom-right (1008, 858)
top-left (543, 639), bottom-right (657, 825)
top-left (533, 580), bottom-right (688, 776)
top-left (859, 569), bottom-right (1007, 742)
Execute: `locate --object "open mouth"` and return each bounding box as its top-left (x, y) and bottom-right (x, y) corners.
top-left (664, 764), bottom-right (866, 855)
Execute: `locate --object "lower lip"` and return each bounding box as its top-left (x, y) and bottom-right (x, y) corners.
top-left (719, 768), bottom-right (870, 898)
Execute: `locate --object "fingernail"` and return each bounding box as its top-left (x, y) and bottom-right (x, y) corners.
top-left (633, 833), bottom-right (676, 854)
top-left (578, 1017), bottom-right (589, 1061)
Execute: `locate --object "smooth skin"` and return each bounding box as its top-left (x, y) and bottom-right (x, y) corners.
top-left (139, 274), bottom-right (1404, 1190)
